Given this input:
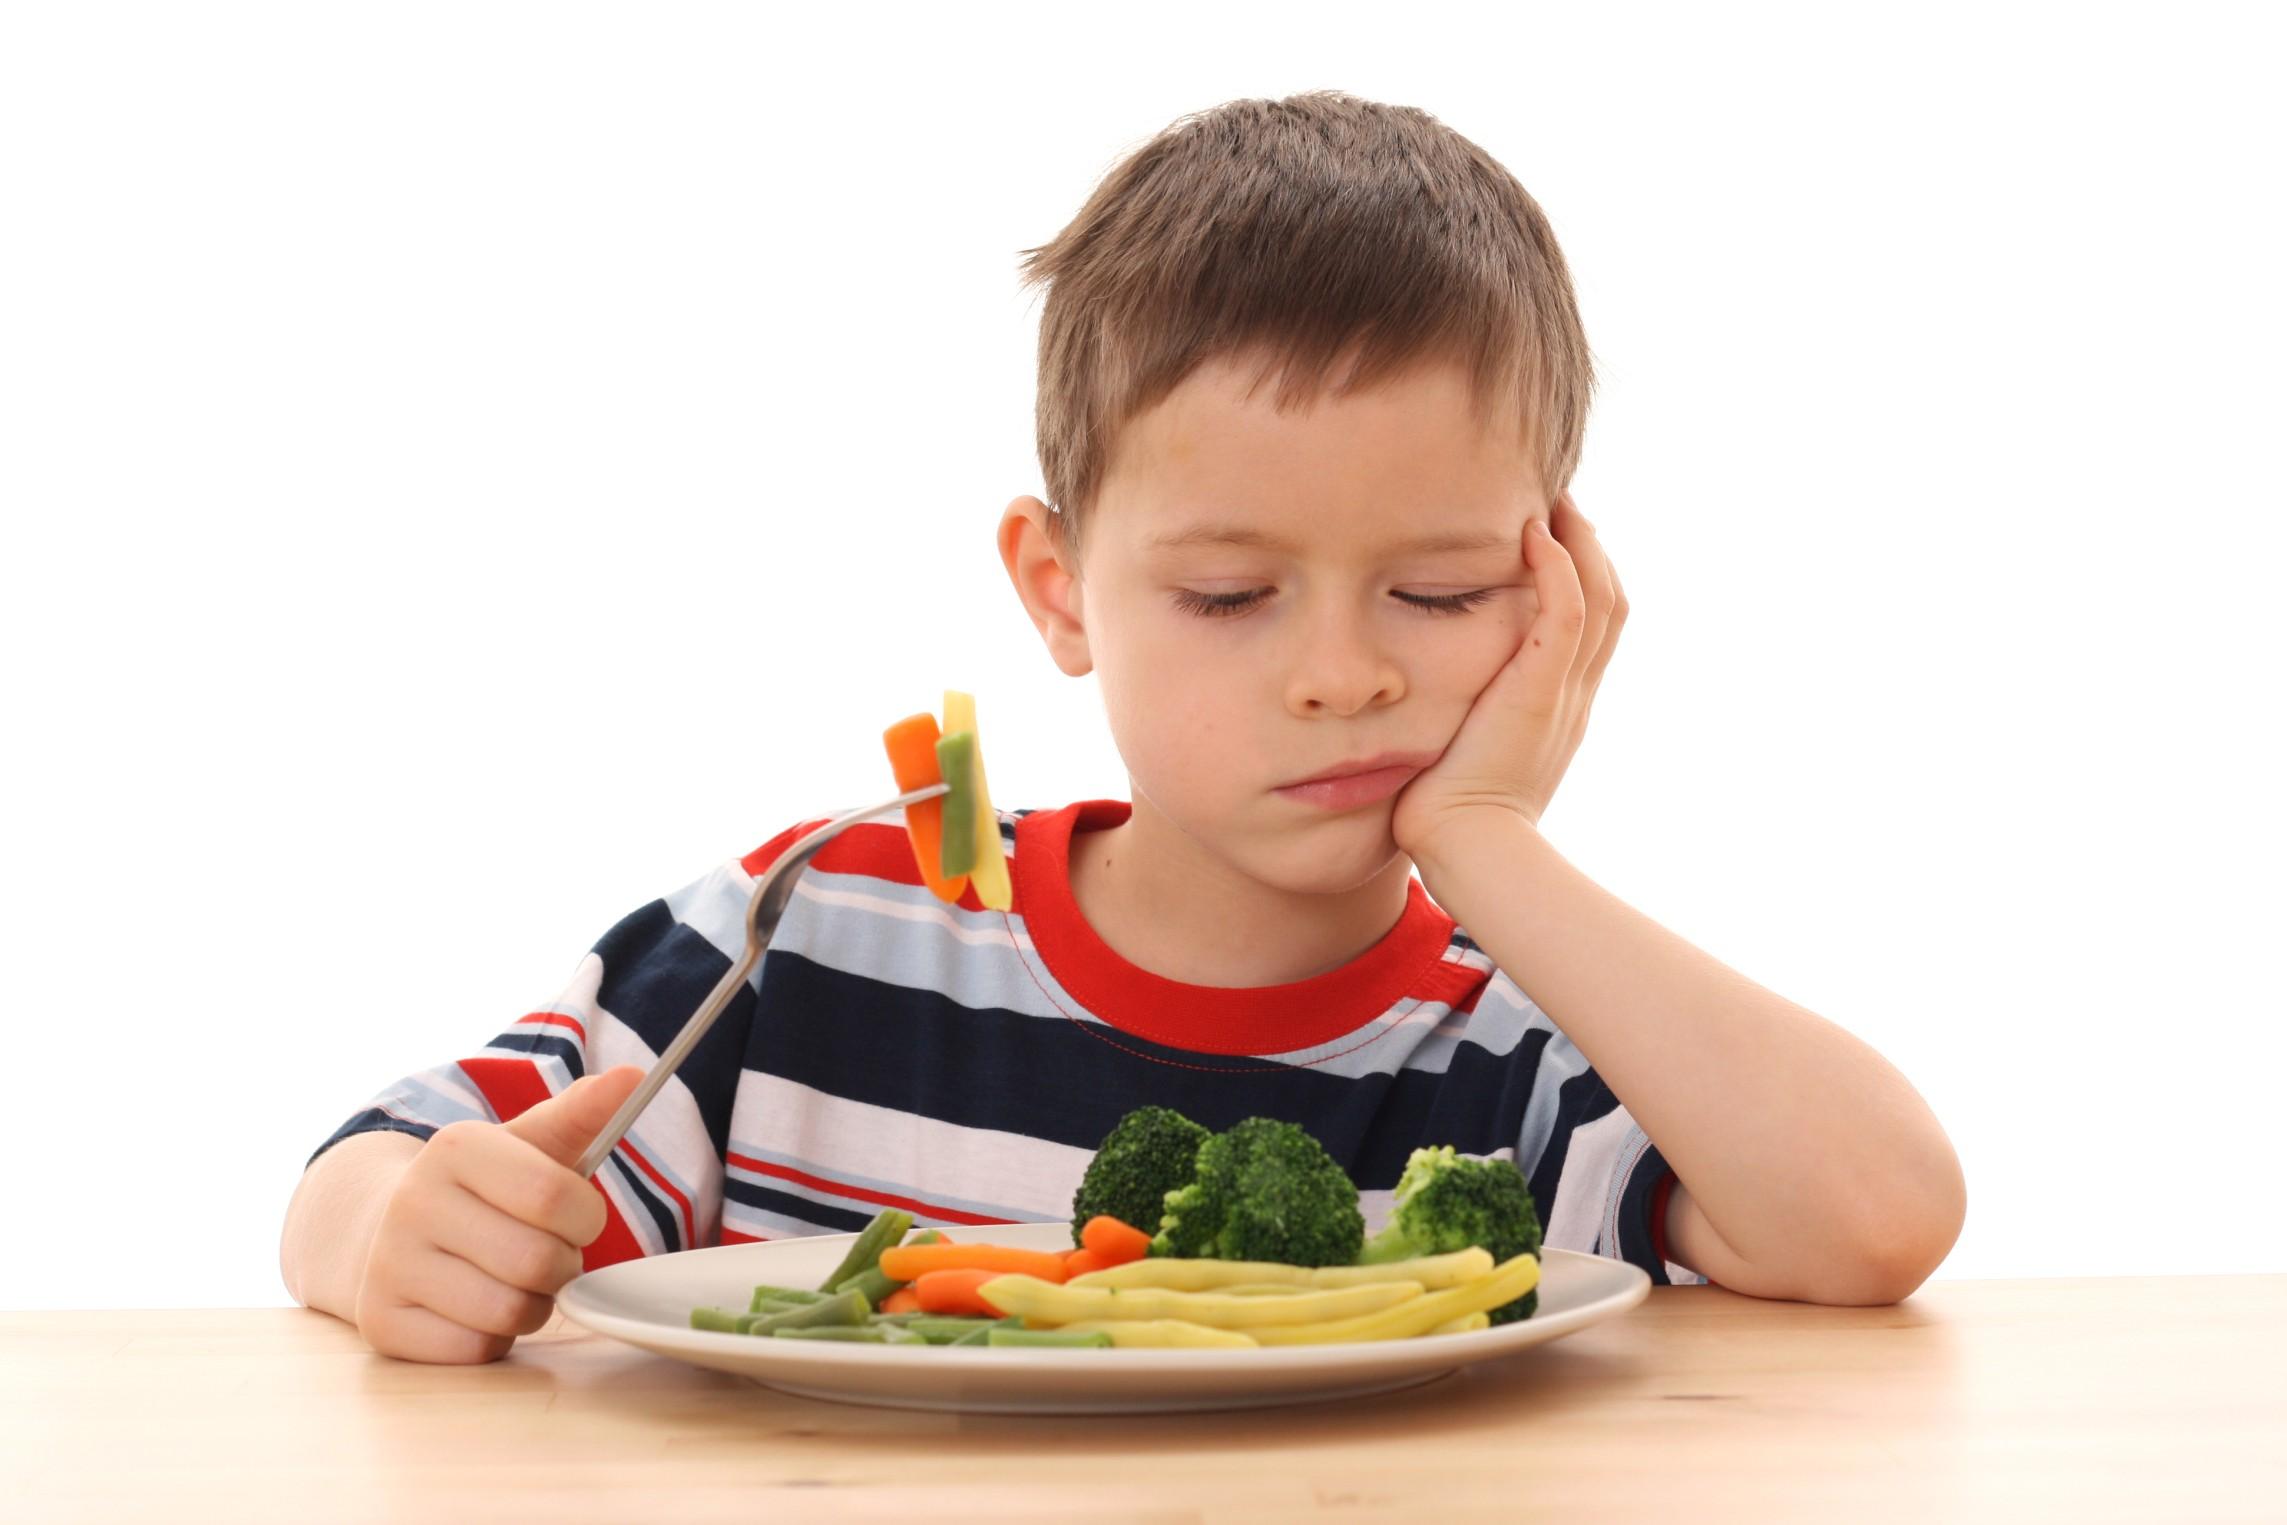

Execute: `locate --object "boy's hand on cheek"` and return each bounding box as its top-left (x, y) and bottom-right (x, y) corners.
top-left (1391, 490), bottom-right (1628, 864)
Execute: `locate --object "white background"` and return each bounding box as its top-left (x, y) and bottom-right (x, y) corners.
top-left (2, 2), bottom-right (2279, 1310)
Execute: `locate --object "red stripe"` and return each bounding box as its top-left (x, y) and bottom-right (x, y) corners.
top-left (1650, 1169), bottom-right (1678, 1265)
top-left (720, 1227), bottom-right (772, 1245)
top-left (514, 1012), bottom-right (588, 1044)
top-left (458, 1056), bottom-right (649, 1271)
top-left (726, 1151), bottom-right (1017, 1227)
top-left (617, 1137), bottom-right (697, 1251)
top-left (741, 818), bottom-right (990, 911)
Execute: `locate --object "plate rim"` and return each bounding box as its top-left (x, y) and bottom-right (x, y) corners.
top-left (556, 1223), bottom-right (1650, 1374)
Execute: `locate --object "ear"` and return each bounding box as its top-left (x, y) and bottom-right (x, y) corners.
top-left (998, 496), bottom-right (1093, 677)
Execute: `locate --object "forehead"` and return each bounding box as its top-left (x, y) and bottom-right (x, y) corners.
top-left (1098, 349), bottom-right (1542, 554)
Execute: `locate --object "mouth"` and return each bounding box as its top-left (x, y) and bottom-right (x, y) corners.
top-left (1273, 751), bottom-right (1440, 812)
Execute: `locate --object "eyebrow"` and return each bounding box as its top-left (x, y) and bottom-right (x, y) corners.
top-left (1143, 524), bottom-right (1517, 555)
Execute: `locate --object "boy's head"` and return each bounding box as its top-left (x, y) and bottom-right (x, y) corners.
top-left (999, 90), bottom-right (1593, 897)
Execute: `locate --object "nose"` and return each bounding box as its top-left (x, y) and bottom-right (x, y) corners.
top-left (1282, 597), bottom-right (1405, 718)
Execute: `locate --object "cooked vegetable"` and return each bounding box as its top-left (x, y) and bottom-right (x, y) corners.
top-left (1246, 1250), bottom-right (1541, 1346)
top-left (878, 1287), bottom-right (924, 1315)
top-left (746, 1289), bottom-right (872, 1335)
top-left (941, 690), bottom-right (1011, 909)
top-left (881, 712), bottom-right (969, 903)
top-left (1152, 1116), bottom-right (1365, 1268)
top-left (986, 1328), bottom-right (1113, 1349)
top-left (1049, 1319), bottom-right (1260, 1349)
top-left (1067, 1247), bottom-right (1494, 1293)
top-left (1357, 1145), bottom-right (1544, 1322)
top-left (818, 1208), bottom-right (914, 1292)
top-left (878, 1242), bottom-right (1072, 1283)
top-left (977, 1274), bottom-right (1423, 1329)
top-left (910, 1268), bottom-right (1007, 1317)
top-left (933, 729), bottom-right (981, 879)
top-left (1079, 1214), bottom-right (1154, 1265)
top-left (1069, 1106), bottom-right (1213, 1249)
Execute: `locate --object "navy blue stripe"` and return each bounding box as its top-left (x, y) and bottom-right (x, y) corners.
top-left (746, 951), bottom-right (1546, 1194)
top-left (604, 1153), bottom-right (684, 1252)
top-left (307, 1108), bottom-right (437, 1170)
top-left (589, 901), bottom-right (755, 1160)
top-left (724, 1175), bottom-right (877, 1235)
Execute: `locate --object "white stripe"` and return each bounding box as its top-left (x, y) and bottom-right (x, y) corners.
top-left (1542, 1104), bottom-right (1635, 1255)
top-left (731, 1071), bottom-right (1093, 1224)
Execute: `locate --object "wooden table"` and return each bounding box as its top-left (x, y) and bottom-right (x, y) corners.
top-left (6, 1276), bottom-right (2284, 1522)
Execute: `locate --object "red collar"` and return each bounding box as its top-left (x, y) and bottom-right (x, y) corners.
top-left (1011, 800), bottom-right (1457, 1056)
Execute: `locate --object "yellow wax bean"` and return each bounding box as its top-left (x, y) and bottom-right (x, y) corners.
top-left (977, 1274), bottom-right (1425, 1330)
top-left (1247, 1251), bottom-right (1540, 1346)
top-left (1049, 1319), bottom-right (1260, 1349)
top-left (1066, 1246), bottom-right (1495, 1294)
top-left (942, 690), bottom-right (1011, 910)
top-left (1426, 1311), bottom-right (1492, 1336)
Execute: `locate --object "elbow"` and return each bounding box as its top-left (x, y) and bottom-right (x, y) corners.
top-left (1827, 1149), bottom-right (1969, 1306)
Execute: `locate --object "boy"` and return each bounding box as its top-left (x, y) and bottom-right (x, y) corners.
top-left (281, 90), bottom-right (1964, 1364)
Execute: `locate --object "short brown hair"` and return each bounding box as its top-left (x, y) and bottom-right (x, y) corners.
top-left (1015, 89), bottom-right (1594, 560)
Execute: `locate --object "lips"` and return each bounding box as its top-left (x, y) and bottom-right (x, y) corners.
top-left (1278, 751), bottom-right (1441, 789)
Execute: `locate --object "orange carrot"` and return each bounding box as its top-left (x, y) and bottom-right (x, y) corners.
top-left (878, 1286), bottom-right (923, 1315)
top-left (878, 1242), bottom-right (1072, 1283)
top-left (1062, 1249), bottom-right (1108, 1277)
top-left (1080, 1215), bottom-right (1153, 1265)
top-left (911, 1268), bottom-right (1003, 1318)
top-left (882, 714), bottom-right (968, 904)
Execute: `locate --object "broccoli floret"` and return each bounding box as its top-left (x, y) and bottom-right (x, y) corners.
top-left (1069, 1105), bottom-right (1213, 1248)
top-left (1150, 1116), bottom-right (1364, 1268)
top-left (1359, 1145), bottom-right (1545, 1322)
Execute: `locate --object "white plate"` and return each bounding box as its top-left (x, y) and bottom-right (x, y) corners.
top-left (557, 1220), bottom-right (1650, 1414)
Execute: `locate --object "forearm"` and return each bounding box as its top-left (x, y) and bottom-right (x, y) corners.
top-left (1412, 811), bottom-right (1964, 1297)
top-left (279, 1129), bottom-right (424, 1322)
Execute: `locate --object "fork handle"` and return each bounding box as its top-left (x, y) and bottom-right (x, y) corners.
top-left (570, 782), bottom-right (952, 1183)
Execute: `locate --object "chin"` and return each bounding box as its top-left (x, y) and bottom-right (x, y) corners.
top-left (1244, 812), bottom-right (1407, 896)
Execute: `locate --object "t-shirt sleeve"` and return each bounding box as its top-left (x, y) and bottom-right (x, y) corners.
top-left (305, 816), bottom-right (830, 1270)
top-left (1494, 963), bottom-right (1711, 1288)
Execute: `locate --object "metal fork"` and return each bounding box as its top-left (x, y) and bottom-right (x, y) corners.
top-left (572, 782), bottom-right (952, 1180)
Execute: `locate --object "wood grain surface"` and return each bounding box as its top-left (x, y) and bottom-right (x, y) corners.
top-left (6, 1275), bottom-right (2284, 1523)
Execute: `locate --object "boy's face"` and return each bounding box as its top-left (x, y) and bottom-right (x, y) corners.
top-left (1004, 347), bottom-right (1549, 898)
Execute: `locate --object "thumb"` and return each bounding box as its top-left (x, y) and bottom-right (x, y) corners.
top-left (499, 1065), bottom-right (646, 1170)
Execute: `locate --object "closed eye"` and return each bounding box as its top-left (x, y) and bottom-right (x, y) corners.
top-left (1170, 587), bottom-right (1503, 619)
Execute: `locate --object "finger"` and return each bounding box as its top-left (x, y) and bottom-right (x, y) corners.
top-left (430, 1123), bottom-right (607, 1248)
top-left (496, 1065), bottom-right (646, 1170)
top-left (432, 1177), bottom-right (587, 1294)
top-left (1553, 493), bottom-right (1618, 690)
top-left (1518, 513), bottom-right (1586, 702)
top-left (393, 1244), bottom-right (559, 1339)
top-left (1574, 517), bottom-right (1629, 696)
top-left (360, 1295), bottom-right (516, 1366)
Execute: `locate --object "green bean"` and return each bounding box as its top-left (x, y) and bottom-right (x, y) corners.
top-left (747, 1288), bottom-right (870, 1335)
top-left (772, 1325), bottom-right (890, 1343)
top-left (986, 1327), bottom-right (1114, 1349)
top-left (836, 1266), bottom-right (903, 1306)
top-left (689, 1307), bottom-right (746, 1334)
top-left (817, 1208), bottom-right (914, 1292)
top-left (949, 1325), bottom-right (993, 1347)
top-left (902, 1316), bottom-right (1008, 1344)
top-left (748, 1285), bottom-right (830, 1311)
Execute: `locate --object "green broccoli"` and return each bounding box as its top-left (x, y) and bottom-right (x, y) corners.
top-left (1357, 1145), bottom-right (1544, 1322)
top-left (1150, 1116), bottom-right (1365, 1268)
top-left (1069, 1105), bottom-right (1213, 1248)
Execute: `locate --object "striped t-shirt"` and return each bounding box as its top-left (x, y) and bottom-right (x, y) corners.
top-left (311, 798), bottom-right (1708, 1288)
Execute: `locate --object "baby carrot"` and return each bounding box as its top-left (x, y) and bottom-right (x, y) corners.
top-left (911, 1268), bottom-right (1004, 1318)
top-left (1063, 1249), bottom-right (1109, 1277)
top-left (882, 713), bottom-right (969, 904)
top-left (878, 1242), bottom-right (1072, 1283)
top-left (878, 1286), bottom-right (924, 1315)
top-left (1080, 1215), bottom-right (1153, 1266)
